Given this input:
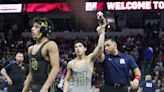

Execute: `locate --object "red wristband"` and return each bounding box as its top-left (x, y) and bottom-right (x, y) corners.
top-left (135, 75), bottom-right (141, 80)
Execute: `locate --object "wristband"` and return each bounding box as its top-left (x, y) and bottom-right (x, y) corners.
top-left (135, 75), bottom-right (141, 80)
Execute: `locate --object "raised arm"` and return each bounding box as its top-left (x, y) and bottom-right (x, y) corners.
top-left (22, 46), bottom-right (33, 92)
top-left (63, 62), bottom-right (72, 92)
top-left (88, 17), bottom-right (106, 62)
top-left (40, 41), bottom-right (59, 92)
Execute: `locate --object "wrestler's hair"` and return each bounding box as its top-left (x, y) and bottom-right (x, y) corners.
top-left (74, 40), bottom-right (87, 48)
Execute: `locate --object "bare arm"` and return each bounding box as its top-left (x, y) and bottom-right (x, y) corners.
top-left (96, 50), bottom-right (105, 63)
top-left (93, 17), bottom-right (107, 63)
top-left (63, 62), bottom-right (72, 92)
top-left (130, 67), bottom-right (141, 90)
top-left (41, 41), bottom-right (59, 90)
top-left (133, 67), bottom-right (141, 82)
top-left (1, 68), bottom-right (13, 86)
top-left (133, 68), bottom-right (141, 79)
top-left (1, 68), bottom-right (10, 80)
top-left (22, 72), bottom-right (32, 92)
top-left (137, 87), bottom-right (143, 92)
top-left (22, 46), bottom-right (33, 92)
top-left (89, 18), bottom-right (106, 62)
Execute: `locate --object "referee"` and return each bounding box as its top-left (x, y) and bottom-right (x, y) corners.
top-left (97, 38), bottom-right (141, 92)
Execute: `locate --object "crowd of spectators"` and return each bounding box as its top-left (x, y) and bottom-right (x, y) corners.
top-left (0, 15), bottom-right (163, 92)
top-left (0, 31), bottom-right (163, 91)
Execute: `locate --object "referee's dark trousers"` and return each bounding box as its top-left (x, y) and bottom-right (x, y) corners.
top-left (100, 84), bottom-right (128, 92)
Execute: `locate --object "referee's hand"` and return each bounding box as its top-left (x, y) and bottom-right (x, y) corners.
top-left (130, 79), bottom-right (139, 90)
top-left (96, 17), bottom-right (107, 35)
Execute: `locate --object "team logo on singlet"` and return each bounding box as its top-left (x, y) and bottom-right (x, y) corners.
top-left (77, 72), bottom-right (87, 85)
top-left (31, 58), bottom-right (38, 70)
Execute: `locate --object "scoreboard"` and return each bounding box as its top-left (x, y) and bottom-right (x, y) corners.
top-left (86, 1), bottom-right (164, 11)
top-left (0, 1), bottom-right (164, 13)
